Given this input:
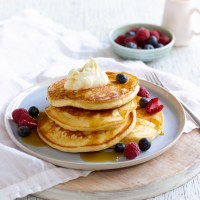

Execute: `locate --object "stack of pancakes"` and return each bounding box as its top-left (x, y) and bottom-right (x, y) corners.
top-left (37, 72), bottom-right (164, 153)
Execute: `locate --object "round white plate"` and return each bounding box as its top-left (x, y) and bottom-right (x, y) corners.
top-left (4, 78), bottom-right (186, 170)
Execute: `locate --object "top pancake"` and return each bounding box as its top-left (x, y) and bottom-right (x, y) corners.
top-left (47, 72), bottom-right (139, 110)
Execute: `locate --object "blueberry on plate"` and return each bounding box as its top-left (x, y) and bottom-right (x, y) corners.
top-left (139, 97), bottom-right (149, 108)
top-left (147, 36), bottom-right (158, 47)
top-left (125, 42), bottom-right (137, 49)
top-left (144, 44), bottom-right (154, 49)
top-left (28, 106), bottom-right (39, 117)
top-left (138, 138), bottom-right (151, 151)
top-left (115, 143), bottom-right (126, 153)
top-left (18, 126), bottom-right (30, 137)
top-left (116, 73), bottom-right (128, 84)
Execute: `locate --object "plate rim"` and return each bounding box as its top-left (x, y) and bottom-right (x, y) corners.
top-left (4, 78), bottom-right (186, 170)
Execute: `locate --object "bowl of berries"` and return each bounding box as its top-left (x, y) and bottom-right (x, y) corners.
top-left (109, 23), bottom-right (175, 62)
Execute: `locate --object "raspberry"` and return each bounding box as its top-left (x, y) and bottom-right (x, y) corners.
top-left (128, 26), bottom-right (139, 33)
top-left (137, 86), bottom-right (150, 98)
top-left (19, 113), bottom-right (38, 129)
top-left (159, 36), bottom-right (170, 45)
top-left (136, 28), bottom-right (150, 42)
top-left (150, 30), bottom-right (160, 40)
top-left (124, 36), bottom-right (136, 45)
top-left (124, 142), bottom-right (140, 159)
top-left (12, 108), bottom-right (28, 123)
top-left (115, 35), bottom-right (126, 45)
top-left (146, 97), bottom-right (164, 114)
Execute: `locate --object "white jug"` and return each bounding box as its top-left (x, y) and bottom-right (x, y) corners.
top-left (162, 0), bottom-right (200, 46)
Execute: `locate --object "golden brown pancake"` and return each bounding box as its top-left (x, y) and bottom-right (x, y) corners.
top-left (45, 99), bottom-right (137, 131)
top-left (47, 72), bottom-right (139, 110)
top-left (37, 111), bottom-right (136, 153)
top-left (122, 108), bottom-right (164, 144)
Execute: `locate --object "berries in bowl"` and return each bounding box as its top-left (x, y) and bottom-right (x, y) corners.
top-left (109, 23), bottom-right (175, 62)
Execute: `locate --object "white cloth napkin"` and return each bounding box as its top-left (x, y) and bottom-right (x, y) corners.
top-left (0, 10), bottom-right (200, 200)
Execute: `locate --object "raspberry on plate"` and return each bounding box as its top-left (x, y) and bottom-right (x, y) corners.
top-left (19, 113), bottom-right (38, 129)
top-left (12, 108), bottom-right (28, 123)
top-left (137, 86), bottom-right (150, 98)
top-left (124, 142), bottom-right (140, 160)
top-left (146, 97), bottom-right (164, 114)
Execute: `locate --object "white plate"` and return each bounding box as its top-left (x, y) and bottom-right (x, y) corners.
top-left (4, 78), bottom-right (186, 170)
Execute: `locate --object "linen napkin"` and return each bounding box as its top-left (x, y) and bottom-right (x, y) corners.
top-left (0, 9), bottom-right (199, 200)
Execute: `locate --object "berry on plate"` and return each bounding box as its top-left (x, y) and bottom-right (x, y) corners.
top-left (139, 97), bottom-right (149, 108)
top-left (146, 97), bottom-right (164, 114)
top-left (159, 36), bottom-right (170, 45)
top-left (115, 35), bottom-right (126, 45)
top-left (12, 108), bottom-right (28, 123)
top-left (18, 126), bottom-right (30, 137)
top-left (116, 73), bottom-right (128, 84)
top-left (115, 143), bottom-right (126, 153)
top-left (124, 142), bottom-right (140, 160)
top-left (136, 28), bottom-right (150, 42)
top-left (19, 113), bottom-right (38, 129)
top-left (139, 138), bottom-right (151, 151)
top-left (28, 106), bottom-right (39, 117)
top-left (137, 86), bottom-right (150, 98)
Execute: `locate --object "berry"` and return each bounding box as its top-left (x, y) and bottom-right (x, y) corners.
top-left (124, 36), bottom-right (136, 45)
top-left (144, 44), bottom-right (154, 49)
top-left (12, 108), bottom-right (28, 123)
top-left (125, 31), bottom-right (136, 38)
top-left (159, 36), bottom-right (170, 45)
top-left (128, 26), bottom-right (139, 33)
top-left (18, 126), bottom-right (30, 137)
top-left (156, 43), bottom-right (164, 48)
top-left (115, 143), bottom-right (126, 153)
top-left (147, 36), bottom-right (158, 47)
top-left (136, 28), bottom-right (150, 42)
top-left (126, 42), bottom-right (137, 49)
top-left (19, 113), bottom-right (38, 129)
top-left (137, 86), bottom-right (150, 98)
top-left (116, 73), bottom-right (128, 84)
top-left (146, 97), bottom-right (164, 114)
top-left (28, 106), bottom-right (39, 117)
top-left (139, 138), bottom-right (151, 151)
top-left (139, 97), bottom-right (149, 108)
top-left (115, 35), bottom-right (126, 45)
top-left (124, 142), bottom-right (140, 160)
top-left (150, 30), bottom-right (160, 40)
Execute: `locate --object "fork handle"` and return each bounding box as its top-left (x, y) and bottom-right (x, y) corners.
top-left (180, 100), bottom-right (200, 127)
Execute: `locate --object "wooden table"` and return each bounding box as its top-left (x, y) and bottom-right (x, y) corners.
top-left (1, 0), bottom-right (199, 199)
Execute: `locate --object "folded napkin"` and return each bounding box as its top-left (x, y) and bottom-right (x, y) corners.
top-left (0, 10), bottom-right (199, 200)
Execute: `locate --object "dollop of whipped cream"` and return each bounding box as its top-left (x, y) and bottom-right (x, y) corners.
top-left (64, 58), bottom-right (109, 90)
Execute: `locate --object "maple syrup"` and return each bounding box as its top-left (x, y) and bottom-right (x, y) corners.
top-left (80, 150), bottom-right (123, 162)
top-left (22, 112), bottom-right (47, 147)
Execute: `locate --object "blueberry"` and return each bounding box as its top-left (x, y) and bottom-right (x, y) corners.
top-left (143, 44), bottom-right (154, 50)
top-left (147, 36), bottom-right (158, 47)
top-left (115, 143), bottom-right (126, 153)
top-left (28, 106), bottom-right (39, 117)
top-left (156, 43), bottom-right (164, 48)
top-left (139, 97), bottom-right (149, 108)
top-left (138, 138), bottom-right (151, 151)
top-left (126, 42), bottom-right (137, 49)
top-left (18, 126), bottom-right (30, 137)
top-left (116, 73), bottom-right (128, 84)
top-left (125, 31), bottom-right (136, 38)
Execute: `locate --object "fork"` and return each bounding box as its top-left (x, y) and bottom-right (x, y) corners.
top-left (145, 71), bottom-right (200, 128)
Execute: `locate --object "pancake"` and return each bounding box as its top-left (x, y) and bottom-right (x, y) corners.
top-left (122, 108), bottom-right (164, 144)
top-left (47, 72), bottom-right (139, 110)
top-left (37, 111), bottom-right (136, 153)
top-left (45, 99), bottom-right (137, 131)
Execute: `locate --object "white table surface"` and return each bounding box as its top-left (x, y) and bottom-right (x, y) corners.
top-left (1, 0), bottom-right (199, 199)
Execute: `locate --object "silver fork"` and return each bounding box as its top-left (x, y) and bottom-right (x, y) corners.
top-left (145, 71), bottom-right (200, 128)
